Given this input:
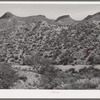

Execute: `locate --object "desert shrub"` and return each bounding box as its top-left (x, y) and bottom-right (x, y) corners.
top-left (44, 84), bottom-right (52, 89)
top-left (39, 76), bottom-right (50, 87)
top-left (93, 70), bottom-right (100, 77)
top-left (56, 71), bottom-right (65, 79)
top-left (76, 78), bottom-right (89, 84)
top-left (51, 78), bottom-right (63, 88)
top-left (87, 55), bottom-right (94, 64)
top-left (87, 55), bottom-right (100, 64)
top-left (59, 57), bottom-right (69, 65)
top-left (23, 53), bottom-right (53, 67)
top-left (79, 67), bottom-right (88, 73)
top-left (23, 53), bottom-right (56, 74)
top-left (0, 63), bottom-right (18, 89)
top-left (19, 76), bottom-right (27, 82)
top-left (90, 77), bottom-right (100, 85)
top-left (94, 55), bottom-right (100, 64)
top-left (39, 65), bottom-right (62, 88)
top-left (79, 66), bottom-right (100, 79)
top-left (23, 55), bottom-right (40, 66)
top-left (96, 84), bottom-right (100, 89)
top-left (68, 68), bottom-right (76, 73)
top-left (63, 76), bottom-right (77, 83)
top-left (39, 65), bottom-right (58, 83)
top-left (61, 83), bottom-right (72, 89)
top-left (42, 78), bottom-right (63, 89)
top-left (54, 86), bottom-right (63, 89)
top-left (59, 56), bottom-right (73, 65)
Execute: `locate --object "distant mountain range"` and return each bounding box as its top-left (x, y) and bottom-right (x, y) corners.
top-left (0, 11), bottom-right (100, 29)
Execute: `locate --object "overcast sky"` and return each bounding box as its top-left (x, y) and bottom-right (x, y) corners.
top-left (0, 4), bottom-right (100, 20)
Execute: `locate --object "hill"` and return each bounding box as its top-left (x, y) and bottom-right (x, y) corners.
top-left (56, 15), bottom-right (78, 25)
top-left (0, 12), bottom-right (99, 65)
top-left (83, 12), bottom-right (100, 22)
top-left (0, 11), bottom-right (100, 89)
top-left (0, 12), bottom-right (56, 30)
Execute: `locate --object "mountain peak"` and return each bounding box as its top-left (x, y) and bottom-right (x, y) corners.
top-left (37, 15), bottom-right (46, 17)
top-left (0, 12), bottom-right (14, 19)
top-left (83, 12), bottom-right (100, 21)
top-left (84, 15), bottom-right (92, 20)
top-left (56, 15), bottom-right (70, 21)
top-left (95, 12), bottom-right (100, 15)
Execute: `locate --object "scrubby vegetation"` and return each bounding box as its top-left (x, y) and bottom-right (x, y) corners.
top-left (1, 12), bottom-right (100, 65)
top-left (0, 63), bottom-right (18, 89)
top-left (38, 65), bottom-right (100, 89)
top-left (22, 53), bottom-right (100, 89)
top-left (0, 12), bottom-right (100, 89)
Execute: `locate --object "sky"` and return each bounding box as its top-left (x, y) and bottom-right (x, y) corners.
top-left (0, 4), bottom-right (100, 20)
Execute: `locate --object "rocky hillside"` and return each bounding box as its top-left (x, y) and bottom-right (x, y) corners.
top-left (83, 12), bottom-right (100, 22)
top-left (0, 12), bottom-right (100, 65)
top-left (0, 12), bottom-right (100, 89)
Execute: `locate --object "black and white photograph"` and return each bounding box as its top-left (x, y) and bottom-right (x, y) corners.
top-left (1, 2), bottom-right (100, 90)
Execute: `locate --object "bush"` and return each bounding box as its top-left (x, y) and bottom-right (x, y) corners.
top-left (61, 83), bottom-right (72, 89)
top-left (19, 76), bottom-right (27, 82)
top-left (23, 53), bottom-right (55, 73)
top-left (23, 54), bottom-right (53, 66)
top-left (39, 76), bottom-right (50, 87)
top-left (23, 55), bottom-right (39, 66)
top-left (0, 63), bottom-right (18, 89)
top-left (79, 66), bottom-right (100, 79)
top-left (44, 84), bottom-right (52, 89)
